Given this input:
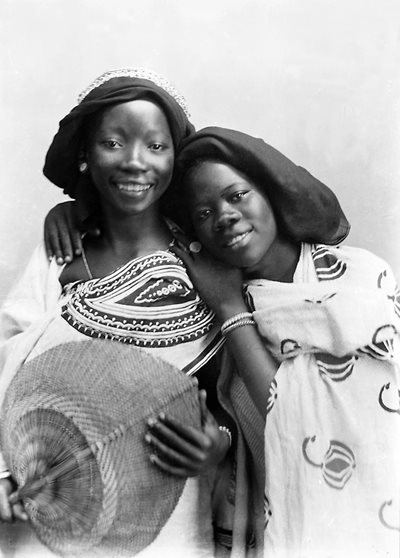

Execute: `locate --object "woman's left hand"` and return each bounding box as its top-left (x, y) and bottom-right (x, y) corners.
top-left (146, 390), bottom-right (231, 477)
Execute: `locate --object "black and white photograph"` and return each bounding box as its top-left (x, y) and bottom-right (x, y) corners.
top-left (0, 1), bottom-right (399, 557)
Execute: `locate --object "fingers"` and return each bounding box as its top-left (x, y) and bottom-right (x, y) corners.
top-left (65, 208), bottom-right (83, 257)
top-left (170, 243), bottom-right (204, 273)
top-left (198, 389), bottom-right (211, 427)
top-left (148, 453), bottom-right (192, 478)
top-left (198, 390), bottom-right (219, 430)
top-left (170, 243), bottom-right (192, 266)
top-left (11, 501), bottom-right (28, 522)
top-left (44, 202), bottom-right (83, 264)
top-left (147, 416), bottom-right (209, 455)
top-left (146, 415), bottom-right (214, 478)
top-left (44, 221), bottom-right (71, 265)
top-left (146, 432), bottom-right (207, 478)
top-left (57, 223), bottom-right (75, 264)
top-left (44, 223), bottom-right (62, 264)
top-left (146, 431), bottom-right (197, 469)
top-left (71, 230), bottom-right (83, 257)
top-left (8, 490), bottom-right (20, 506)
top-left (1, 491), bottom-right (28, 522)
top-left (146, 411), bottom-right (228, 476)
top-left (173, 238), bottom-right (203, 257)
top-left (171, 227), bottom-right (190, 248)
top-left (0, 481), bottom-right (13, 523)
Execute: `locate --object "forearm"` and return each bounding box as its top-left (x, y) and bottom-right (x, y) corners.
top-left (171, 245), bottom-right (277, 414)
top-left (217, 301), bottom-right (278, 418)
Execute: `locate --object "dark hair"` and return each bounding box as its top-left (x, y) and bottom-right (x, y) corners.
top-left (161, 158), bottom-right (216, 234)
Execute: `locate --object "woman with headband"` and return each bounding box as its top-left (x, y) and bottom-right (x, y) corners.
top-left (0, 70), bottom-right (234, 558)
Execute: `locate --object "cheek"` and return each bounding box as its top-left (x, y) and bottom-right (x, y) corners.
top-left (192, 223), bottom-right (204, 240)
top-left (157, 155), bottom-right (174, 184)
top-left (256, 201), bottom-right (277, 233)
top-left (257, 216), bottom-right (278, 251)
top-left (87, 160), bottom-right (106, 187)
top-left (88, 164), bottom-right (110, 191)
top-left (192, 221), bottom-right (215, 247)
top-left (87, 149), bottom-right (114, 173)
top-left (158, 163), bottom-right (174, 195)
top-left (162, 149), bottom-right (175, 171)
top-left (163, 158), bottom-right (174, 179)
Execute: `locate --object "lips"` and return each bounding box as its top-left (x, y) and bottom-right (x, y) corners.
top-left (223, 230), bottom-right (252, 249)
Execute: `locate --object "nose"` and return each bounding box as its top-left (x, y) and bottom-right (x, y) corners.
top-left (121, 143), bottom-right (147, 172)
top-left (214, 202), bottom-right (240, 231)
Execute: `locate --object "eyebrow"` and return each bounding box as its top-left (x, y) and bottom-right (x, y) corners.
top-left (97, 123), bottom-right (170, 137)
top-left (191, 182), bottom-right (250, 209)
top-left (142, 127), bottom-right (171, 137)
top-left (223, 181), bottom-right (250, 190)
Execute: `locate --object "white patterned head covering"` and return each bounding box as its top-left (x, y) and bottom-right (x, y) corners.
top-left (77, 67), bottom-right (190, 117)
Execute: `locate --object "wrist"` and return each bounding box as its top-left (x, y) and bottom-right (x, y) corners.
top-left (216, 300), bottom-right (249, 323)
top-left (218, 425), bottom-right (232, 460)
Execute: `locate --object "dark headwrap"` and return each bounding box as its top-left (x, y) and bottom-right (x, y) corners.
top-left (43, 69), bottom-right (195, 198)
top-left (173, 127), bottom-right (350, 245)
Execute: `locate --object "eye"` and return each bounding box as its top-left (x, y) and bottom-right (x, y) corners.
top-left (103, 139), bottom-right (122, 149)
top-left (149, 143), bottom-right (165, 151)
top-left (195, 208), bottom-right (212, 222)
top-left (230, 191), bottom-right (248, 203)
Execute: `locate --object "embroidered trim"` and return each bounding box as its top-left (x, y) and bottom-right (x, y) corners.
top-left (62, 251), bottom-right (215, 348)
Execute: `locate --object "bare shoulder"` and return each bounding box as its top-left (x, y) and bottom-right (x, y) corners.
top-left (59, 257), bottom-right (89, 286)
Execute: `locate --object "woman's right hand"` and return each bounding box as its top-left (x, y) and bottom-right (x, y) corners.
top-left (0, 478), bottom-right (28, 522)
top-left (172, 240), bottom-right (247, 322)
top-left (44, 202), bottom-right (83, 265)
top-left (146, 390), bottom-right (230, 477)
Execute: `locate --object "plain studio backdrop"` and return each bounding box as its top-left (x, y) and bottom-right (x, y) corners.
top-left (1, 0), bottom-right (399, 302)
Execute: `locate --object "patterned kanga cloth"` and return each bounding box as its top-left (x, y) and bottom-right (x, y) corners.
top-left (61, 249), bottom-right (223, 375)
top-left (0, 245), bottom-right (222, 558)
top-left (245, 243), bottom-right (400, 558)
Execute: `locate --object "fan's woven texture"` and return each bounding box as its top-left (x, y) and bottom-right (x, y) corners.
top-left (0, 339), bottom-right (201, 557)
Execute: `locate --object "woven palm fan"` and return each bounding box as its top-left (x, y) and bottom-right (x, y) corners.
top-left (0, 339), bottom-right (201, 557)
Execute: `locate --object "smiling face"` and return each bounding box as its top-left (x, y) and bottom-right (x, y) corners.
top-left (185, 160), bottom-right (299, 280)
top-left (86, 100), bottom-right (174, 219)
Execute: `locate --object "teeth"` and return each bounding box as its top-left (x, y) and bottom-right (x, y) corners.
top-left (226, 232), bottom-right (250, 247)
top-left (116, 183), bottom-right (152, 192)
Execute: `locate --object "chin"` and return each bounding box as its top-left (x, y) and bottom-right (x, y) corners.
top-left (233, 251), bottom-right (260, 268)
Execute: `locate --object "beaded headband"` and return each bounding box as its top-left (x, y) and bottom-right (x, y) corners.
top-left (77, 68), bottom-right (191, 117)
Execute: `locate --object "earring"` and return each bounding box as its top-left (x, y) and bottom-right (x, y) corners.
top-left (79, 161), bottom-right (88, 173)
top-left (189, 241), bottom-right (202, 254)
